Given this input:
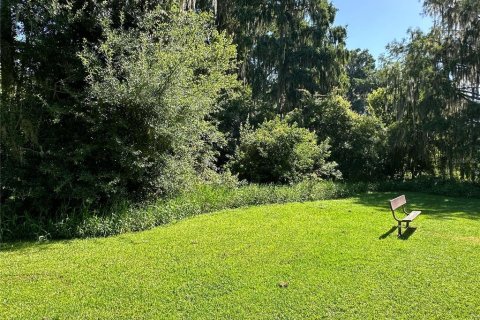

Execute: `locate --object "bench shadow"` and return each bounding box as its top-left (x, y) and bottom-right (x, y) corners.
top-left (379, 226), bottom-right (417, 240)
top-left (399, 227), bottom-right (416, 240)
top-left (379, 226), bottom-right (397, 239)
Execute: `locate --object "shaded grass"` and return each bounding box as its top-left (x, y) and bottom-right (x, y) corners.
top-left (378, 177), bottom-right (480, 199)
top-left (1, 192), bottom-right (479, 319)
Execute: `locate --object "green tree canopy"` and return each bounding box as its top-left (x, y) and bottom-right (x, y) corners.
top-left (346, 49), bottom-right (378, 113)
top-left (202, 0), bottom-right (349, 113)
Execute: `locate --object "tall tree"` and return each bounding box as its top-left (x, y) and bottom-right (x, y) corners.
top-left (346, 49), bottom-right (378, 113)
top-left (199, 0), bottom-right (348, 114)
top-left (423, 0), bottom-right (480, 102)
top-left (381, 19), bottom-right (479, 181)
top-left (0, 0), bottom-right (15, 101)
top-left (423, 0), bottom-right (480, 180)
top-left (382, 29), bottom-right (450, 177)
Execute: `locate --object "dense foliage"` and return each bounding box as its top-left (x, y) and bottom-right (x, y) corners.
top-left (377, 0), bottom-right (480, 180)
top-left (346, 49), bottom-right (378, 113)
top-left (208, 0), bottom-right (348, 113)
top-left (1, 0), bottom-right (479, 240)
top-left (231, 118), bottom-right (340, 183)
top-left (80, 11), bottom-right (237, 199)
top-left (0, 6), bottom-right (237, 239)
top-left (290, 94), bottom-right (387, 180)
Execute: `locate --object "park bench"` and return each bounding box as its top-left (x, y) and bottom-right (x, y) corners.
top-left (389, 195), bottom-right (421, 237)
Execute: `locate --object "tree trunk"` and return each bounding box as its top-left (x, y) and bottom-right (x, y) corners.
top-left (1, 0), bottom-right (15, 102)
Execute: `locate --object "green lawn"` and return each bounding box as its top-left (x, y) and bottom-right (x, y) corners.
top-left (1, 192), bottom-right (479, 319)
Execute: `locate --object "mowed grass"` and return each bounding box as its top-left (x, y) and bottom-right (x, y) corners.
top-left (1, 192), bottom-right (479, 319)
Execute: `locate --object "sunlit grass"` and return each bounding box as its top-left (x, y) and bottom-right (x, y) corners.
top-left (1, 192), bottom-right (479, 319)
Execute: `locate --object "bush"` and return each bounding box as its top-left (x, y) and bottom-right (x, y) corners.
top-left (292, 93), bottom-right (387, 180)
top-left (230, 118), bottom-right (341, 183)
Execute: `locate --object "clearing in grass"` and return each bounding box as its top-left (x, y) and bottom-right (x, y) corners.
top-left (1, 192), bottom-right (479, 319)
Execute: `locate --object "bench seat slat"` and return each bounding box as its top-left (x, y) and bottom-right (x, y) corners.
top-left (402, 210), bottom-right (421, 222)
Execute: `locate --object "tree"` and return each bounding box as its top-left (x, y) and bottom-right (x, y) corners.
top-left (367, 87), bottom-right (395, 125)
top-left (382, 29), bottom-right (448, 178)
top-left (423, 0), bottom-right (480, 102)
top-left (1, 0), bottom-right (107, 220)
top-left (81, 10), bottom-right (238, 197)
top-left (346, 49), bottom-right (378, 113)
top-left (198, 0), bottom-right (348, 114)
top-left (381, 19), bottom-right (479, 181)
top-left (423, 0), bottom-right (480, 181)
top-left (0, 0), bottom-right (15, 101)
top-left (199, 0), bottom-right (351, 167)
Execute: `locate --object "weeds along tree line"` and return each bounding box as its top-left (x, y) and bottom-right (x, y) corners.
top-left (0, 0), bottom-right (479, 239)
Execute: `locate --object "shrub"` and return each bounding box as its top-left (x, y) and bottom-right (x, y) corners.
top-left (230, 118), bottom-right (341, 183)
top-left (292, 93), bottom-right (387, 180)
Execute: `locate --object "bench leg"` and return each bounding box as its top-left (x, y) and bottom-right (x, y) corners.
top-left (406, 221), bottom-right (410, 229)
top-left (398, 221), bottom-right (402, 237)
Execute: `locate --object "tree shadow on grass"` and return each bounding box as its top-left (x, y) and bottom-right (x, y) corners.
top-left (0, 240), bottom-right (56, 253)
top-left (353, 192), bottom-right (480, 221)
top-left (1, 233), bottom-right (139, 253)
top-left (0, 238), bottom-right (84, 253)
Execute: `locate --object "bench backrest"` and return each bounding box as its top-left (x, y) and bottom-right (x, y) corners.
top-left (389, 195), bottom-right (406, 211)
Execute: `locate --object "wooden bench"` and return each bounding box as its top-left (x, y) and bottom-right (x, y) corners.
top-left (389, 195), bottom-right (421, 237)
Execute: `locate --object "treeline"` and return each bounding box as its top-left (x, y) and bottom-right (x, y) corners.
top-left (1, 0), bottom-right (479, 239)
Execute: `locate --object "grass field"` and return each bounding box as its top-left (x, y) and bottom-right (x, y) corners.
top-left (1, 192), bottom-right (479, 319)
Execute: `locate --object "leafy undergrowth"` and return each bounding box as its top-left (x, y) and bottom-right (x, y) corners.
top-left (3, 181), bottom-right (370, 241)
top-left (1, 192), bottom-right (479, 319)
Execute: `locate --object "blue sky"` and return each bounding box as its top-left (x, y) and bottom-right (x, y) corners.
top-left (330, 0), bottom-right (433, 60)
